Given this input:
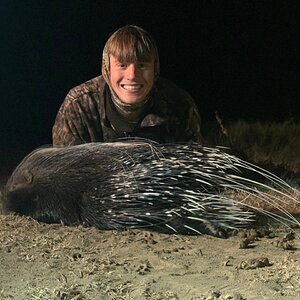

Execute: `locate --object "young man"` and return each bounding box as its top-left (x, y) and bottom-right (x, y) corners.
top-left (52, 25), bottom-right (203, 146)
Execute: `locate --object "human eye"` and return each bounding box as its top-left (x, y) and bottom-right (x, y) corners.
top-left (117, 62), bottom-right (127, 69)
top-left (138, 62), bottom-right (150, 69)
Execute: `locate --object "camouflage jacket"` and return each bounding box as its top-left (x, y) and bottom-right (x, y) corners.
top-left (52, 76), bottom-right (202, 146)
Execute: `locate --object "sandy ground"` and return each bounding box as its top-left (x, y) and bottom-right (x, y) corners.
top-left (0, 148), bottom-right (299, 300)
top-left (0, 213), bottom-right (299, 300)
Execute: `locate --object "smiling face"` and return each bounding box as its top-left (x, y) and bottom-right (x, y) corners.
top-left (101, 26), bottom-right (160, 104)
top-left (109, 55), bottom-right (155, 104)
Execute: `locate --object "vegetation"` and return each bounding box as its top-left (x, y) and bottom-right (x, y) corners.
top-left (204, 118), bottom-right (300, 177)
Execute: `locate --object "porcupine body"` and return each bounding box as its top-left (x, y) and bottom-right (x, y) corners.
top-left (1, 140), bottom-right (299, 237)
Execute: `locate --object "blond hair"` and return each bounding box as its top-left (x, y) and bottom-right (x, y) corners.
top-left (102, 25), bottom-right (160, 83)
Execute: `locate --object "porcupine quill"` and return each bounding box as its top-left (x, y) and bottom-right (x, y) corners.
top-left (1, 139), bottom-right (299, 237)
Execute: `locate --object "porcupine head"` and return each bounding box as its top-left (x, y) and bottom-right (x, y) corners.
top-left (1, 147), bottom-right (83, 225)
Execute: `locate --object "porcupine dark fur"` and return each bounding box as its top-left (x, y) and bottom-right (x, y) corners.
top-left (1, 140), bottom-right (299, 237)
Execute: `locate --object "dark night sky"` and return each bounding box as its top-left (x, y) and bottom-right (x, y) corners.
top-left (0, 1), bottom-right (299, 157)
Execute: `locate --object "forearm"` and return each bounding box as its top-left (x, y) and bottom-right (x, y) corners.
top-left (52, 114), bottom-right (83, 147)
top-left (183, 96), bottom-right (203, 143)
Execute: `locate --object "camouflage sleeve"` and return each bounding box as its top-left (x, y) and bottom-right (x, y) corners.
top-left (52, 93), bottom-right (102, 147)
top-left (180, 91), bottom-right (203, 143)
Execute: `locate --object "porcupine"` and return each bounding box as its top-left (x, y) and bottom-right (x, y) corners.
top-left (1, 140), bottom-right (299, 237)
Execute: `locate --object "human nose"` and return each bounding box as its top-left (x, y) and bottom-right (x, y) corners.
top-left (125, 64), bottom-right (138, 80)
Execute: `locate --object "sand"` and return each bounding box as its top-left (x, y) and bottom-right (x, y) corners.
top-left (0, 143), bottom-right (299, 300)
top-left (0, 214), bottom-right (299, 300)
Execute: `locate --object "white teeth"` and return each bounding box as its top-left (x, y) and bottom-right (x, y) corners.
top-left (121, 85), bottom-right (142, 91)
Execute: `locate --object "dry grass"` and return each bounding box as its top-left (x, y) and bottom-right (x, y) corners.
top-left (203, 118), bottom-right (300, 176)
